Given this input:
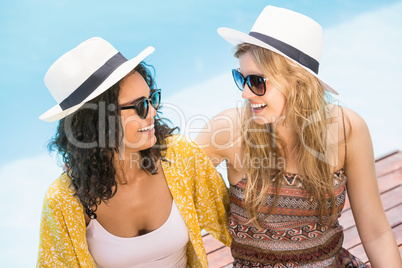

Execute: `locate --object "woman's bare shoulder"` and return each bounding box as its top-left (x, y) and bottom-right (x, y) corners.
top-left (209, 107), bottom-right (242, 146)
top-left (327, 105), bottom-right (368, 139)
top-left (196, 107), bottom-right (243, 163)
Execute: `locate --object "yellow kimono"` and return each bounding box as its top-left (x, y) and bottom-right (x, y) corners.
top-left (37, 135), bottom-right (232, 267)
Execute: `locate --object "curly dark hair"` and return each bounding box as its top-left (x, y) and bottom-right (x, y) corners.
top-left (48, 62), bottom-right (178, 216)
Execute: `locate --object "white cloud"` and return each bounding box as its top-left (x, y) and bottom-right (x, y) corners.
top-left (320, 1), bottom-right (402, 157)
top-left (161, 72), bottom-right (244, 140)
top-left (0, 154), bottom-right (63, 267)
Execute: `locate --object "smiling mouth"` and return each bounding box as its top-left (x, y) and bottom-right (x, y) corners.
top-left (250, 103), bottom-right (267, 110)
top-left (138, 124), bottom-right (154, 132)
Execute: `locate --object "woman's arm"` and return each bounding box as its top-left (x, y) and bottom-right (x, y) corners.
top-left (37, 176), bottom-right (96, 268)
top-left (190, 138), bottom-right (232, 247)
top-left (195, 107), bottom-right (242, 167)
top-left (37, 195), bottom-right (81, 267)
top-left (344, 108), bottom-right (402, 267)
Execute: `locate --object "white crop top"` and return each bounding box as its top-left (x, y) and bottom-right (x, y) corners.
top-left (86, 200), bottom-right (189, 268)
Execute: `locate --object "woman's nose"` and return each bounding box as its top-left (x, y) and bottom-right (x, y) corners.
top-left (241, 84), bottom-right (255, 99)
top-left (148, 103), bottom-right (157, 118)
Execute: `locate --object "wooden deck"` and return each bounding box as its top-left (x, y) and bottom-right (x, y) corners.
top-left (203, 151), bottom-right (402, 267)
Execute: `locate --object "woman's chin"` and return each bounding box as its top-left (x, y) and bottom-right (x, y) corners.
top-left (149, 134), bottom-right (157, 147)
top-left (252, 115), bottom-right (270, 125)
top-left (124, 133), bottom-right (157, 152)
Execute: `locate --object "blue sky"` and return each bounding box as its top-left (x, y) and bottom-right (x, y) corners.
top-left (1, 0), bottom-right (401, 164)
top-left (1, 0), bottom-right (402, 266)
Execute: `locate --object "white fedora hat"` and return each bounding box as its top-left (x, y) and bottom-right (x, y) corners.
top-left (39, 37), bottom-right (155, 122)
top-left (218, 5), bottom-right (338, 95)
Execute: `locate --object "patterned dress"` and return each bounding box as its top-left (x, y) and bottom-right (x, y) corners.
top-left (229, 169), bottom-right (370, 267)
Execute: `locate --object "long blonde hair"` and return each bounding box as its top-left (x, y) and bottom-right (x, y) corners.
top-left (236, 43), bottom-right (337, 227)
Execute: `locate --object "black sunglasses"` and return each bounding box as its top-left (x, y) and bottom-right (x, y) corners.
top-left (120, 89), bottom-right (161, 119)
top-left (232, 69), bottom-right (267, 96)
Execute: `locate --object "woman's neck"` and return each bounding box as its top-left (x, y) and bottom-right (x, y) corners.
top-left (114, 151), bottom-right (152, 184)
top-left (271, 120), bottom-right (300, 170)
top-left (273, 120), bottom-right (297, 148)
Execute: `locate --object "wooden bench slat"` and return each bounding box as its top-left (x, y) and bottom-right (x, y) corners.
top-left (393, 224), bottom-right (402, 245)
top-left (348, 244), bottom-right (368, 263)
top-left (375, 152), bottom-right (402, 177)
top-left (379, 186), bottom-right (402, 211)
top-left (377, 169), bottom-right (402, 193)
top-left (206, 245), bottom-right (233, 267)
top-left (203, 233), bottom-right (226, 254)
top-left (343, 226), bottom-right (361, 250)
top-left (344, 195), bottom-right (351, 211)
top-left (339, 207), bottom-right (355, 230)
top-left (385, 204), bottom-right (402, 229)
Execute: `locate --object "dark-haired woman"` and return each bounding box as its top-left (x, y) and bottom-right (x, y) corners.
top-left (37, 37), bottom-right (231, 268)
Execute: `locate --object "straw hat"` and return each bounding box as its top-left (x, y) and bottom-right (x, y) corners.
top-left (218, 5), bottom-right (338, 94)
top-left (40, 37), bottom-right (155, 122)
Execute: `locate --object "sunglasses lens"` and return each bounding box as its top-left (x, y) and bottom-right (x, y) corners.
top-left (248, 75), bottom-right (265, 96)
top-left (232, 69), bottom-right (245, 91)
top-left (137, 99), bottom-right (149, 119)
top-left (150, 91), bottom-right (161, 110)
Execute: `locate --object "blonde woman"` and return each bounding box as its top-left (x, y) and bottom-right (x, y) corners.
top-left (196, 6), bottom-right (402, 267)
